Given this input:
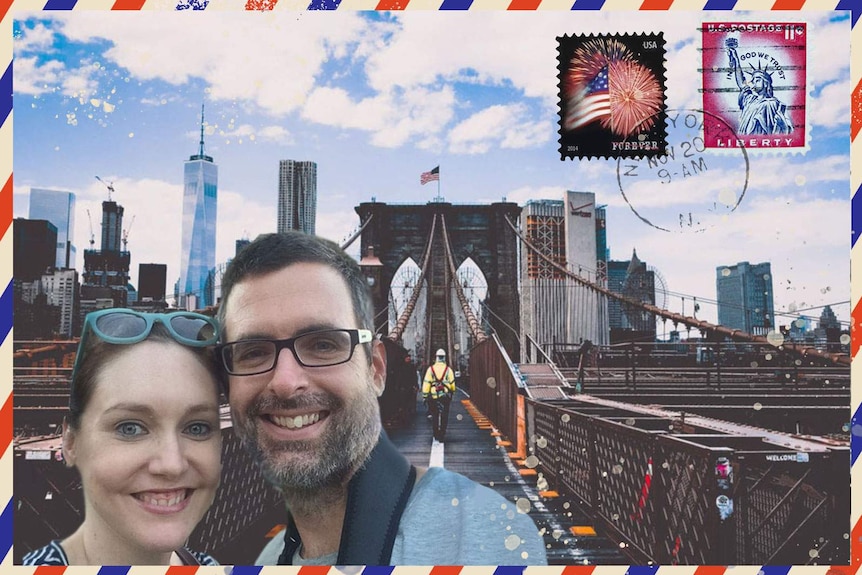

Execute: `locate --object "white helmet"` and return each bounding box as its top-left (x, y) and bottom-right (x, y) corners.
top-left (435, 349), bottom-right (446, 359)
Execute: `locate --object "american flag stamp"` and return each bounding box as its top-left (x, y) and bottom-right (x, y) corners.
top-left (701, 22), bottom-right (808, 151)
top-left (557, 33), bottom-right (668, 160)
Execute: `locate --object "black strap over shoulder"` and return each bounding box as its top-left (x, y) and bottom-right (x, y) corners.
top-left (175, 546), bottom-right (200, 565)
top-left (277, 432), bottom-right (416, 565)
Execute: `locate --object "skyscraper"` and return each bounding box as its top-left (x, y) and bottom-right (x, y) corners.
top-left (607, 249), bottom-right (657, 343)
top-left (28, 188), bottom-right (76, 269)
top-left (278, 160), bottom-right (317, 234)
top-left (13, 218), bottom-right (57, 281)
top-left (235, 238), bottom-right (250, 257)
top-left (518, 193), bottom-right (609, 349)
top-left (716, 261), bottom-right (775, 336)
top-left (178, 105), bottom-right (218, 310)
top-left (519, 199), bottom-right (568, 348)
top-left (564, 191), bottom-right (606, 345)
top-left (138, 263), bottom-right (167, 301)
top-left (81, 198), bottom-right (131, 309)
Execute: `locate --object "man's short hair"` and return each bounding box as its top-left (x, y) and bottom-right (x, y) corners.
top-left (219, 232), bottom-right (375, 341)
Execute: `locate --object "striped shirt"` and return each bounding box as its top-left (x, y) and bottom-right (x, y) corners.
top-left (22, 540), bottom-right (220, 566)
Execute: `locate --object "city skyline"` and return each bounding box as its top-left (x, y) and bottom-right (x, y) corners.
top-left (12, 11), bottom-right (851, 329)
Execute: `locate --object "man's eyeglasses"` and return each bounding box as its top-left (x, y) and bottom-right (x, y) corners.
top-left (218, 329), bottom-right (373, 376)
top-left (73, 309), bottom-right (220, 380)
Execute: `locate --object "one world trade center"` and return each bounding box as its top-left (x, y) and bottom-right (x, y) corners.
top-left (178, 105), bottom-right (218, 310)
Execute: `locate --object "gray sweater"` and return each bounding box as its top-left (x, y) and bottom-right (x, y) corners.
top-left (256, 466), bottom-right (548, 565)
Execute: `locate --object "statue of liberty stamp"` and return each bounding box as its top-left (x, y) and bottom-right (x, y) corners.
top-left (558, 33), bottom-right (668, 160)
top-left (701, 22), bottom-right (807, 151)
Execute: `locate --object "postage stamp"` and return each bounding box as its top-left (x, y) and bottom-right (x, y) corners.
top-left (557, 33), bottom-right (668, 160)
top-left (701, 22), bottom-right (808, 151)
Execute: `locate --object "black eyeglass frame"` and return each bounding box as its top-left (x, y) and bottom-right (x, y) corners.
top-left (217, 328), bottom-right (374, 376)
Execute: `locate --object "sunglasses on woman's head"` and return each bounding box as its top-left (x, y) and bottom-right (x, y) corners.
top-left (71, 309), bottom-right (220, 385)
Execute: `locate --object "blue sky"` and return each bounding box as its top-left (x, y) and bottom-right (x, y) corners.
top-left (11, 10), bottom-right (852, 329)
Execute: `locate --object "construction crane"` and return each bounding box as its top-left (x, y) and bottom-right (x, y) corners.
top-left (86, 209), bottom-right (95, 248)
top-left (122, 215), bottom-right (135, 251)
top-left (94, 175), bottom-right (115, 201)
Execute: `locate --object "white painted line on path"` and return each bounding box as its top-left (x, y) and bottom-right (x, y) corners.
top-left (429, 437), bottom-right (445, 467)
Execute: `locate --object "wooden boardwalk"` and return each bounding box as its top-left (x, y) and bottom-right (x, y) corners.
top-left (387, 389), bottom-right (627, 565)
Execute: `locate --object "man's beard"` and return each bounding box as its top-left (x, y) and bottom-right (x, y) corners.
top-left (232, 382), bottom-right (382, 497)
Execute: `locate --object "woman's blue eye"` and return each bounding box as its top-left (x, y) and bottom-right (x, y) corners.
top-left (186, 422), bottom-right (213, 437)
top-left (116, 422), bottom-right (146, 437)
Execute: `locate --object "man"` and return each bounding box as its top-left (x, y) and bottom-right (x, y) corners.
top-left (576, 338), bottom-right (593, 393)
top-left (422, 348), bottom-right (456, 442)
top-left (217, 232), bottom-right (546, 566)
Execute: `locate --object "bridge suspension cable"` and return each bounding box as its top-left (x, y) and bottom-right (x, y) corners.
top-left (340, 214), bottom-right (374, 251)
top-left (439, 214), bottom-right (487, 344)
top-left (387, 214), bottom-right (438, 342)
top-left (505, 216), bottom-right (849, 366)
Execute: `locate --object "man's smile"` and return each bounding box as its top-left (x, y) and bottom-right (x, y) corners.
top-left (268, 411), bottom-right (326, 430)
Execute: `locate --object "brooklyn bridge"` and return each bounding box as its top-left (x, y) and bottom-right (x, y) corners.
top-left (13, 200), bottom-right (850, 565)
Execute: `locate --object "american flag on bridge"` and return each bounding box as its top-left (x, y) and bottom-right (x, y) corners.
top-left (420, 166), bottom-right (439, 185)
top-left (566, 65), bottom-right (610, 131)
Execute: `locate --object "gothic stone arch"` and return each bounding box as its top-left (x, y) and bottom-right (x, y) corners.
top-left (356, 201), bottom-right (521, 360)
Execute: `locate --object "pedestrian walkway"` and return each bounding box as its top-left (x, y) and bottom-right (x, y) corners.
top-left (387, 389), bottom-right (627, 565)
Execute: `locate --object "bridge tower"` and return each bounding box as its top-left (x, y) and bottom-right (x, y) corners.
top-left (356, 201), bottom-right (521, 363)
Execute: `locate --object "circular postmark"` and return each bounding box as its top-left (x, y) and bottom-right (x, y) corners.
top-left (616, 108), bottom-right (749, 233)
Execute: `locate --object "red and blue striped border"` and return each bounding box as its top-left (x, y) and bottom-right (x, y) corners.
top-left (2, 1), bottom-right (858, 573)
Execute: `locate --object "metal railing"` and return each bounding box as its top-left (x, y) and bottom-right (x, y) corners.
top-left (525, 398), bottom-right (849, 564)
top-left (468, 333), bottom-right (523, 447)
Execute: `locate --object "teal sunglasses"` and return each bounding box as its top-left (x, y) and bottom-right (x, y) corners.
top-left (71, 309), bottom-right (220, 384)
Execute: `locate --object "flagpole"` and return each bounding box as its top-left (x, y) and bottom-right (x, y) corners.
top-left (437, 166), bottom-right (441, 202)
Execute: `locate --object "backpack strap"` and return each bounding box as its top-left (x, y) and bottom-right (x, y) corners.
top-left (432, 364), bottom-right (450, 383)
top-left (278, 431), bottom-right (416, 565)
top-left (175, 547), bottom-right (200, 565)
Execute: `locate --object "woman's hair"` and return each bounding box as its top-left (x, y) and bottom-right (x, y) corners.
top-left (67, 323), bottom-right (224, 430)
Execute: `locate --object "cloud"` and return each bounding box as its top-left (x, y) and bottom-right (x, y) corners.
top-left (54, 11), bottom-right (373, 117)
top-left (807, 15), bottom-right (851, 87)
top-left (213, 122), bottom-right (289, 145)
top-left (216, 189), bottom-right (277, 267)
top-left (809, 79), bottom-right (851, 131)
top-left (14, 21), bottom-right (56, 54)
top-left (448, 104), bottom-right (551, 155)
top-left (302, 85), bottom-right (456, 149)
top-left (257, 125), bottom-right (293, 144)
top-left (13, 57), bottom-right (64, 96)
top-left (317, 209), bottom-right (364, 249)
top-left (60, 63), bottom-right (100, 100)
top-left (746, 154), bottom-right (849, 190)
top-left (140, 94), bottom-right (182, 107)
top-left (365, 12), bottom-right (715, 105)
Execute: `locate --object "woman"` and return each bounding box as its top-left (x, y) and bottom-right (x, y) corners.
top-left (23, 309), bottom-right (224, 565)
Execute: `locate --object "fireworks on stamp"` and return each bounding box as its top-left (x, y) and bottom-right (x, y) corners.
top-left (557, 33), bottom-right (667, 160)
top-left (563, 38), bottom-right (662, 138)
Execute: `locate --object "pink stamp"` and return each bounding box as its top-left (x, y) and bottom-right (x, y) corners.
top-left (701, 22), bottom-right (807, 151)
